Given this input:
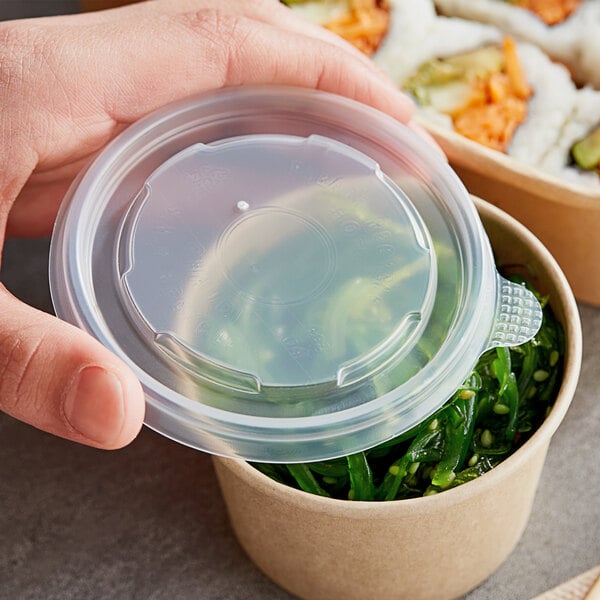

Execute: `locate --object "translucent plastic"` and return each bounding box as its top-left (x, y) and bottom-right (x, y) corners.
top-left (120, 133), bottom-right (436, 415)
top-left (50, 87), bottom-right (542, 462)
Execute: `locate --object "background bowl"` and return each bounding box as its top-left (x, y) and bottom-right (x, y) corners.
top-left (212, 197), bottom-right (582, 600)
top-left (424, 120), bottom-right (600, 307)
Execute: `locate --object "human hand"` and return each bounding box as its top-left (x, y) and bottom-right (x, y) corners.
top-left (0, 0), bottom-right (414, 449)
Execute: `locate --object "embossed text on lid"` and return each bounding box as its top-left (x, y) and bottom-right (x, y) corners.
top-left (117, 134), bottom-right (437, 407)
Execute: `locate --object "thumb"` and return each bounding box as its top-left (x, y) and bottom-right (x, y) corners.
top-left (0, 286), bottom-right (145, 448)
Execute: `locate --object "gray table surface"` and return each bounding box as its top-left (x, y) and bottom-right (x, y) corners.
top-left (1, 2), bottom-right (599, 599)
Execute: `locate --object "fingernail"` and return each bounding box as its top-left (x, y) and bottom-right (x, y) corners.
top-left (64, 366), bottom-right (125, 445)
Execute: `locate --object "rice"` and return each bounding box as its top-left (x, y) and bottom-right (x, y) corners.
top-left (374, 0), bottom-right (501, 85)
top-left (372, 0), bottom-right (439, 85)
top-left (537, 87), bottom-right (600, 190)
top-left (433, 0), bottom-right (600, 88)
top-left (507, 43), bottom-right (578, 167)
top-left (285, 0), bottom-right (599, 190)
top-left (375, 2), bottom-right (572, 160)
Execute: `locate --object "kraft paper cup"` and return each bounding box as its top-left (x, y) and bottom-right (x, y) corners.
top-left (212, 197), bottom-right (582, 600)
top-left (423, 119), bottom-right (600, 307)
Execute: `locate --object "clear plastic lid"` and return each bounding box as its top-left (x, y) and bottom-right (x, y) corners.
top-left (50, 87), bottom-right (542, 462)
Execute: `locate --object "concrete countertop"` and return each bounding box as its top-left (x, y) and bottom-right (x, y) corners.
top-left (0, 2), bottom-right (599, 599)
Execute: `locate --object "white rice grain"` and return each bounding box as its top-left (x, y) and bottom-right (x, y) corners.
top-left (374, 0), bottom-right (502, 85)
top-left (373, 0), bottom-right (439, 86)
top-left (538, 87), bottom-right (600, 190)
top-left (508, 43), bottom-right (578, 167)
top-left (434, 0), bottom-right (600, 88)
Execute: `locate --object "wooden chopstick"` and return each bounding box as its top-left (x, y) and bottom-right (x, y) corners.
top-left (584, 571), bottom-right (600, 600)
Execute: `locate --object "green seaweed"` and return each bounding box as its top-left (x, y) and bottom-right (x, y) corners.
top-left (253, 280), bottom-right (564, 500)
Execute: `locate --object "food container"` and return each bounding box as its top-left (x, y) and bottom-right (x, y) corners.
top-left (213, 197), bottom-right (582, 600)
top-left (49, 86), bottom-right (544, 463)
top-left (48, 83), bottom-right (581, 598)
top-left (421, 118), bottom-right (600, 306)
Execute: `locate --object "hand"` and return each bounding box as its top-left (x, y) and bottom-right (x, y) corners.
top-left (0, 0), bottom-right (414, 449)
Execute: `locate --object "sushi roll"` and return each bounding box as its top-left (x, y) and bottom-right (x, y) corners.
top-left (281, 0), bottom-right (392, 55)
top-left (433, 0), bottom-right (600, 88)
top-left (373, 1), bottom-right (578, 160)
top-left (537, 87), bottom-right (600, 189)
top-left (373, 0), bottom-right (502, 89)
top-left (283, 0), bottom-right (599, 189)
top-left (505, 43), bottom-right (578, 167)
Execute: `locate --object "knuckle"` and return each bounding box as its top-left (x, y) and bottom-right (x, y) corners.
top-left (0, 333), bottom-right (29, 412)
top-left (0, 19), bottom-right (69, 117)
top-left (0, 21), bottom-right (31, 58)
top-left (177, 10), bottom-right (251, 85)
top-left (179, 9), bottom-right (239, 44)
top-left (0, 24), bottom-right (25, 107)
top-left (0, 22), bottom-right (43, 182)
top-left (0, 21), bottom-right (45, 89)
top-left (0, 323), bottom-right (47, 416)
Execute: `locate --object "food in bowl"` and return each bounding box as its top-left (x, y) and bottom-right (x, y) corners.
top-left (402, 37), bottom-right (532, 153)
top-left (212, 198), bottom-right (582, 600)
top-left (493, 0), bottom-right (582, 26)
top-left (281, 0), bottom-right (391, 54)
top-left (50, 86), bottom-right (546, 462)
top-left (433, 0), bottom-right (600, 88)
top-left (254, 277), bottom-right (564, 500)
top-left (572, 123), bottom-right (600, 172)
top-left (283, 0), bottom-right (600, 191)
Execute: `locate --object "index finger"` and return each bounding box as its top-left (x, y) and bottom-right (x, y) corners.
top-left (94, 10), bottom-right (413, 124)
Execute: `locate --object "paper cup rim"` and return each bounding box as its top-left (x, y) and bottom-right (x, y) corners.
top-left (213, 197), bottom-right (583, 517)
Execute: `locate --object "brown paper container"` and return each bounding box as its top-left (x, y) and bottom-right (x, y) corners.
top-left (421, 119), bottom-right (600, 306)
top-left (213, 198), bottom-right (583, 600)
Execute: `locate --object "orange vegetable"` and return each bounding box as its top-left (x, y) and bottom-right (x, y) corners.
top-left (446, 81), bottom-right (488, 118)
top-left (450, 37), bottom-right (532, 152)
top-left (324, 0), bottom-right (390, 56)
top-left (502, 37), bottom-right (531, 100)
top-left (487, 73), bottom-right (511, 104)
top-left (514, 0), bottom-right (582, 26)
top-left (454, 97), bottom-right (528, 152)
